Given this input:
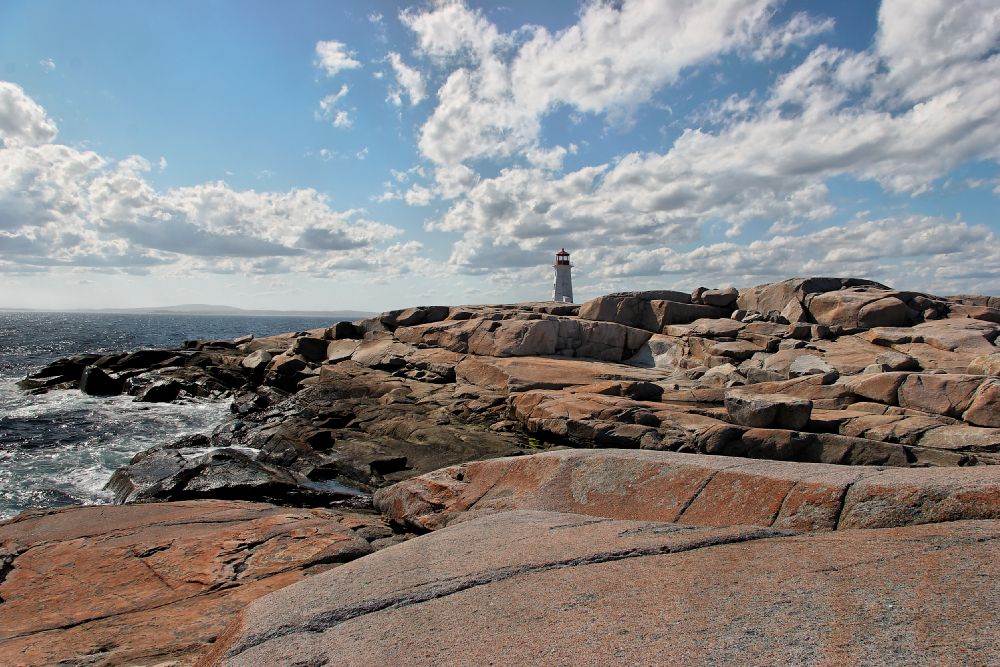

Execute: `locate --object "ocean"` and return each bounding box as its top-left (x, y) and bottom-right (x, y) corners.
top-left (0, 311), bottom-right (341, 520)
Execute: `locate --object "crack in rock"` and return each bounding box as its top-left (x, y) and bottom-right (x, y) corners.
top-left (224, 526), bottom-right (790, 659)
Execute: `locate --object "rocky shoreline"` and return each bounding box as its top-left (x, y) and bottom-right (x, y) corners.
top-left (3, 276), bottom-right (1000, 665)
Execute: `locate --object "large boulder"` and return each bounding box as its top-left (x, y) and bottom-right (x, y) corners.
top-left (724, 391), bottom-right (812, 429)
top-left (969, 352), bottom-right (1000, 376)
top-left (896, 373), bottom-right (986, 418)
top-left (579, 293), bottom-right (731, 331)
top-left (205, 511), bottom-right (1000, 667)
top-left (79, 365), bottom-right (123, 396)
top-left (806, 289), bottom-right (914, 330)
top-left (737, 277), bottom-right (888, 322)
top-left (107, 447), bottom-right (363, 506)
top-left (291, 336), bottom-right (329, 362)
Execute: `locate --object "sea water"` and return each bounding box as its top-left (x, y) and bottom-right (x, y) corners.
top-left (0, 311), bottom-right (337, 520)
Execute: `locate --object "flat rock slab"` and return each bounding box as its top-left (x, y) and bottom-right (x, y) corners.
top-left (207, 510), bottom-right (1000, 666)
top-left (0, 500), bottom-right (389, 666)
top-left (375, 449), bottom-right (1000, 532)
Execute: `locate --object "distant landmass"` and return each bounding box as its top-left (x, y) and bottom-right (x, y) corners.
top-left (1, 304), bottom-right (375, 319)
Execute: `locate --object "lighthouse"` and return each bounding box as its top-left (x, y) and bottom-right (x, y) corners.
top-left (552, 248), bottom-right (573, 303)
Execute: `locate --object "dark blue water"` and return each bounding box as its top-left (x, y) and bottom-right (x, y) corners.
top-left (0, 311), bottom-right (341, 520)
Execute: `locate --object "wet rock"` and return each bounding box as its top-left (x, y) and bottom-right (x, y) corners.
top-left (79, 365), bottom-right (122, 396)
top-left (133, 379), bottom-right (186, 403)
top-left (109, 446), bottom-right (363, 506)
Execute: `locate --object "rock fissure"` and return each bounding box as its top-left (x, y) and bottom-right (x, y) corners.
top-left (224, 525), bottom-right (788, 658)
top-left (674, 468), bottom-right (725, 520)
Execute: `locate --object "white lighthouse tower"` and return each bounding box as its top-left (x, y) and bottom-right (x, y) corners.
top-left (552, 248), bottom-right (573, 303)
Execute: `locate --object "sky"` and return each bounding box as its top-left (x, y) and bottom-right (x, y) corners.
top-left (0, 0), bottom-right (998, 311)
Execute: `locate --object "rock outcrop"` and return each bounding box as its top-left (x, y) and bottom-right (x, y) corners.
top-left (205, 510), bottom-right (1000, 667)
top-left (374, 448), bottom-right (1000, 532)
top-left (17, 279), bottom-right (1000, 508)
top-left (0, 500), bottom-right (402, 666)
top-left (9, 276), bottom-right (1000, 665)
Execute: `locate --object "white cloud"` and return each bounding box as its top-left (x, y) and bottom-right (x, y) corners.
top-left (404, 184), bottom-right (434, 206)
top-left (433, 163), bottom-right (478, 199)
top-left (355, 147), bottom-right (368, 160)
top-left (401, 0), bottom-right (503, 62)
top-left (332, 110), bottom-right (352, 128)
top-left (752, 12), bottom-right (835, 60)
top-left (0, 82), bottom-right (58, 148)
top-left (317, 85), bottom-right (352, 128)
top-left (0, 82), bottom-right (409, 277)
top-left (589, 216), bottom-right (1000, 296)
top-left (421, 0), bottom-right (1000, 291)
top-left (314, 40), bottom-right (361, 77)
top-left (318, 84), bottom-right (349, 116)
top-left (408, 0), bottom-right (821, 166)
top-left (387, 52), bottom-right (426, 106)
top-left (39, 58), bottom-right (56, 72)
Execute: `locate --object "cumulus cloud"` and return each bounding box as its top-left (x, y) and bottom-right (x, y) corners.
top-left (405, 0), bottom-right (832, 166)
top-left (419, 0), bottom-right (1000, 295)
top-left (315, 40), bottom-right (361, 77)
top-left (589, 216), bottom-right (1000, 295)
top-left (0, 82), bottom-right (58, 148)
top-left (0, 82), bottom-right (408, 276)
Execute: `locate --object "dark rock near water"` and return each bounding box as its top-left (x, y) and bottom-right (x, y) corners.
top-left (79, 365), bottom-right (122, 396)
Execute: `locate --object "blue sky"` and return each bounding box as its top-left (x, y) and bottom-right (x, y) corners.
top-left (0, 0), bottom-right (998, 311)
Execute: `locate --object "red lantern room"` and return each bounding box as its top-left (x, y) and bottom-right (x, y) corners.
top-left (555, 248), bottom-right (571, 266)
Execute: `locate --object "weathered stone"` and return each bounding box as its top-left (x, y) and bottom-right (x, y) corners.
top-left (897, 373), bottom-right (985, 418)
top-left (948, 303), bottom-right (1000, 323)
top-left (702, 286), bottom-right (739, 308)
top-left (327, 320), bottom-right (361, 339)
top-left (292, 336), bottom-right (328, 362)
top-left (724, 391), bottom-right (812, 429)
top-left (788, 354), bottom-right (838, 379)
top-left (375, 449), bottom-right (1000, 533)
top-left (206, 511), bottom-right (1000, 667)
top-left (807, 290), bottom-right (914, 330)
top-left (875, 350), bottom-right (920, 371)
top-left (710, 340), bottom-right (761, 361)
top-left (0, 500), bottom-right (384, 667)
top-left (969, 352), bottom-right (1000, 376)
top-left (325, 339), bottom-right (360, 363)
top-left (241, 349), bottom-right (272, 371)
top-left (133, 379), bottom-right (186, 403)
top-left (841, 372), bottom-right (909, 404)
top-left (963, 380), bottom-right (1000, 428)
top-left (468, 319), bottom-right (559, 357)
top-left (839, 467), bottom-right (1000, 528)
